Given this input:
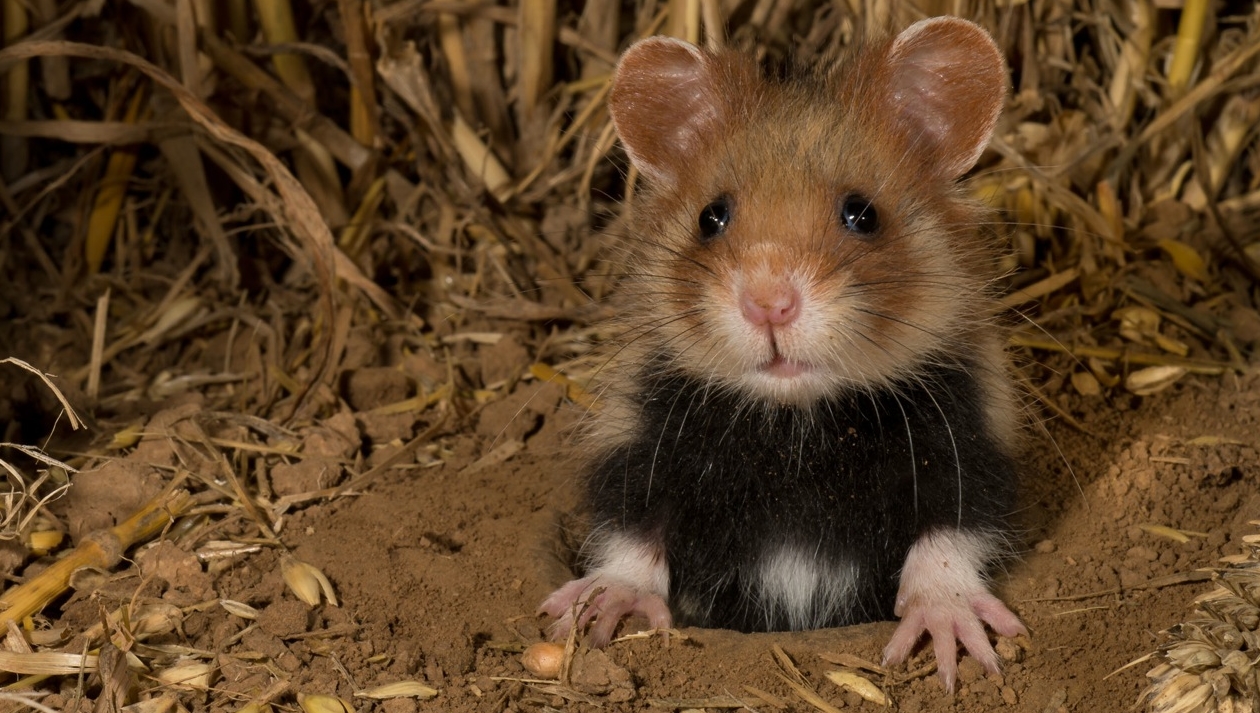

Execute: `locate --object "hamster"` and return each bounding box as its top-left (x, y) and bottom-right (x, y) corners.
top-left (539, 17), bottom-right (1025, 691)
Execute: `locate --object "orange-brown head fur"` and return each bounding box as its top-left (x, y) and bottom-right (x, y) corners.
top-left (606, 18), bottom-right (1010, 410)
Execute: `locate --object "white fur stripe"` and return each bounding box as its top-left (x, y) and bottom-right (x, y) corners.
top-left (756, 545), bottom-right (858, 630)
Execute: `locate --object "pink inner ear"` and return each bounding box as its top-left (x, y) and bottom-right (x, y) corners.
top-left (609, 37), bottom-right (724, 186)
top-left (886, 17), bottom-right (1008, 179)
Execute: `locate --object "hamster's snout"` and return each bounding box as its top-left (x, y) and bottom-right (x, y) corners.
top-left (740, 282), bottom-right (800, 328)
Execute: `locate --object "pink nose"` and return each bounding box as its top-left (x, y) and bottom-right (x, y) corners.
top-left (740, 284), bottom-right (800, 326)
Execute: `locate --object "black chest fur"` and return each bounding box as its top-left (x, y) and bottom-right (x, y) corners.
top-left (585, 359), bottom-right (1018, 632)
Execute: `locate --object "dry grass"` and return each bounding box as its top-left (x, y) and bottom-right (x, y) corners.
top-left (0, 0), bottom-right (1257, 710)
top-left (1137, 521), bottom-right (1260, 712)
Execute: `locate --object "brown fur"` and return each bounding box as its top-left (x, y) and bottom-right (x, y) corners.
top-left (589, 18), bottom-right (1014, 448)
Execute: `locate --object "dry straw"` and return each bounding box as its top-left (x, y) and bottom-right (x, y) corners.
top-left (1139, 521), bottom-right (1260, 713)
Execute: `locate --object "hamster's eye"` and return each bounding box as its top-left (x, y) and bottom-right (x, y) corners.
top-left (698, 197), bottom-right (731, 242)
top-left (840, 196), bottom-right (879, 236)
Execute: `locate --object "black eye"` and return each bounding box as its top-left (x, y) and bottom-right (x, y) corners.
top-left (840, 196), bottom-right (878, 236)
top-left (698, 197), bottom-right (731, 242)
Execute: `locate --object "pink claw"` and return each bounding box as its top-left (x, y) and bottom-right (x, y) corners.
top-left (882, 588), bottom-right (1026, 692)
top-left (882, 531), bottom-right (1027, 691)
top-left (539, 576), bottom-right (673, 647)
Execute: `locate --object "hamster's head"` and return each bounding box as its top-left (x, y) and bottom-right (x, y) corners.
top-left (608, 18), bottom-right (1009, 407)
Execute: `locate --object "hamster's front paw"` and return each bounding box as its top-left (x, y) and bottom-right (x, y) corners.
top-left (881, 531), bottom-right (1026, 691)
top-left (881, 584), bottom-right (1024, 691)
top-left (539, 576), bottom-right (672, 647)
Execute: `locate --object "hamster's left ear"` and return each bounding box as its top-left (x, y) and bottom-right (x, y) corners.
top-left (608, 37), bottom-right (727, 188)
top-left (884, 17), bottom-right (1008, 179)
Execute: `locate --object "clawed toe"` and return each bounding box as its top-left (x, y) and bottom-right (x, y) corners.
top-left (885, 532), bottom-right (1028, 691)
top-left (883, 595), bottom-right (1024, 692)
top-left (539, 577), bottom-right (673, 647)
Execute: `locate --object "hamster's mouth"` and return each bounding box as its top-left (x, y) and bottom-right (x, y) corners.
top-left (760, 355), bottom-right (810, 378)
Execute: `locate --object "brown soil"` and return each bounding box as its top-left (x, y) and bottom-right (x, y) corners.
top-left (38, 354), bottom-right (1259, 713)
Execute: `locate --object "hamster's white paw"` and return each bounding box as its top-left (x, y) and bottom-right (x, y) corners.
top-left (539, 576), bottom-right (672, 647)
top-left (881, 584), bottom-right (1024, 691)
top-left (881, 530), bottom-right (1026, 691)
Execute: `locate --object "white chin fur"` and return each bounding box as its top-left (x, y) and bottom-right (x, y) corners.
top-left (735, 369), bottom-right (841, 406)
top-left (709, 276), bottom-right (920, 405)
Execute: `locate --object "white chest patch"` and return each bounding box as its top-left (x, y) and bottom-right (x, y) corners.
top-left (754, 545), bottom-right (859, 631)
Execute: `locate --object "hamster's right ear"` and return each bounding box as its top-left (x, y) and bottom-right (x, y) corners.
top-left (883, 17), bottom-right (1008, 180)
top-left (609, 37), bottom-right (723, 187)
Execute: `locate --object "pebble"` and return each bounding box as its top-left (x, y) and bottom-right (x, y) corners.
top-left (995, 637), bottom-right (1024, 663)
